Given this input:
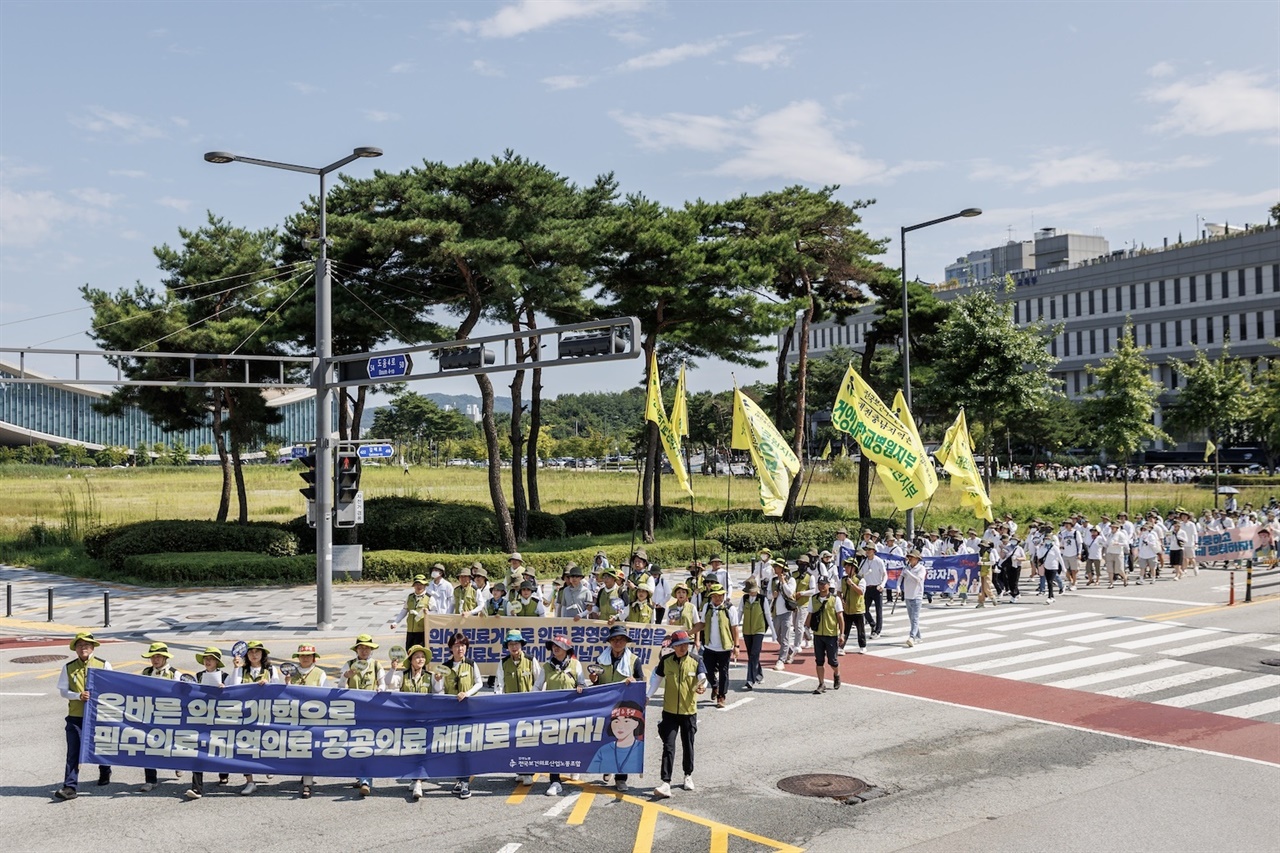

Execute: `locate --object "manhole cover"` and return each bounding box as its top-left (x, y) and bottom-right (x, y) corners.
top-left (12, 654), bottom-right (68, 664)
top-left (1262, 659), bottom-right (1280, 667)
top-left (778, 774), bottom-right (867, 799)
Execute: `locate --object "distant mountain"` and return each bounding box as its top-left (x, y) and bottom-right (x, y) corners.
top-left (358, 393), bottom-right (511, 432)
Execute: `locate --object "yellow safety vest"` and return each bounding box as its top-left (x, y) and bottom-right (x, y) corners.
top-left (65, 657), bottom-right (105, 717)
top-left (501, 654), bottom-right (536, 694)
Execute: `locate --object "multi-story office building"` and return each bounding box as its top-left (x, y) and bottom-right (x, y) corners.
top-left (796, 225), bottom-right (1280, 446)
top-left (944, 228), bottom-right (1109, 287)
top-left (0, 358), bottom-right (317, 454)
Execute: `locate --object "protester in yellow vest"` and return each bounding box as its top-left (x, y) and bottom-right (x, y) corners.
top-left (593, 568), bottom-right (628, 621)
top-left (136, 642), bottom-right (180, 792)
top-left (693, 583), bottom-right (740, 708)
top-left (792, 555), bottom-right (814, 653)
top-left (391, 644), bottom-right (433, 800)
top-left (389, 573), bottom-right (430, 649)
top-left (453, 565), bottom-right (482, 615)
top-left (184, 647), bottom-right (228, 800)
top-left (588, 624), bottom-right (644, 792)
top-left (807, 578), bottom-right (845, 693)
top-left (227, 640), bottom-right (279, 796)
top-left (284, 644), bottom-right (327, 800)
top-left (433, 631), bottom-right (483, 799)
top-left (625, 579), bottom-right (656, 624)
top-left (664, 582), bottom-right (697, 632)
top-left (647, 630), bottom-right (707, 799)
top-left (539, 634), bottom-right (587, 797)
top-left (838, 557), bottom-right (867, 653)
top-left (508, 579), bottom-right (547, 617)
top-left (55, 631), bottom-right (112, 800)
top-left (340, 634), bottom-right (385, 797)
top-left (738, 577), bottom-right (770, 689)
top-left (494, 629), bottom-right (540, 785)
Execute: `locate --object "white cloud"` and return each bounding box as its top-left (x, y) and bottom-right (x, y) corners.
top-left (389, 61), bottom-right (415, 74)
top-left (156, 196), bottom-right (192, 212)
top-left (619, 38), bottom-right (727, 71)
top-left (472, 59), bottom-right (504, 77)
top-left (69, 106), bottom-right (165, 141)
top-left (978, 187), bottom-right (1279, 235)
top-left (171, 116), bottom-right (190, 129)
top-left (610, 28), bottom-right (647, 46)
top-left (364, 110), bottom-right (401, 123)
top-left (0, 186), bottom-right (110, 248)
top-left (613, 100), bottom-right (932, 185)
top-left (109, 169), bottom-right (148, 179)
top-left (1146, 69), bottom-right (1279, 137)
top-left (290, 82), bottom-right (323, 96)
top-left (70, 188), bottom-right (119, 208)
top-left (1147, 61), bottom-right (1175, 78)
top-left (970, 150), bottom-right (1211, 189)
top-left (734, 36), bottom-right (799, 69)
top-left (542, 74), bottom-right (591, 91)
top-left (0, 156), bottom-right (46, 181)
top-left (457, 0), bottom-right (648, 38)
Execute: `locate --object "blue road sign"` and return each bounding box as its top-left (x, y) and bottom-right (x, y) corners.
top-left (357, 444), bottom-right (395, 459)
top-left (291, 445), bottom-right (309, 458)
top-left (367, 353), bottom-right (412, 380)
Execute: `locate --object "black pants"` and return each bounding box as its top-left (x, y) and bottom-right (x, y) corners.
top-left (864, 587), bottom-right (883, 634)
top-left (1005, 565), bottom-right (1022, 598)
top-left (405, 630), bottom-right (424, 651)
top-left (63, 715), bottom-right (111, 790)
top-left (842, 612), bottom-right (866, 648)
top-left (1043, 569), bottom-right (1058, 600)
top-left (703, 648), bottom-right (731, 698)
top-left (658, 711), bottom-right (697, 782)
top-left (743, 633), bottom-right (764, 683)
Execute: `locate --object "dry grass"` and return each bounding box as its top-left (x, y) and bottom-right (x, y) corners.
top-left (1, 463), bottom-right (1269, 540)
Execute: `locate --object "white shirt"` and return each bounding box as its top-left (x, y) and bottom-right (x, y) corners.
top-left (426, 578), bottom-right (454, 615)
top-left (858, 555), bottom-right (887, 587)
top-left (901, 561), bottom-right (926, 600)
top-left (698, 602), bottom-right (740, 652)
top-left (766, 575), bottom-right (796, 619)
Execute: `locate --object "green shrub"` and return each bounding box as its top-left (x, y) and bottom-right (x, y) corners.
top-left (560, 505), bottom-right (637, 537)
top-left (83, 524), bottom-right (126, 560)
top-left (525, 510), bottom-right (567, 540)
top-left (1199, 475), bottom-right (1280, 487)
top-left (318, 496), bottom-right (499, 553)
top-left (102, 520), bottom-right (300, 570)
top-left (120, 551), bottom-right (314, 585)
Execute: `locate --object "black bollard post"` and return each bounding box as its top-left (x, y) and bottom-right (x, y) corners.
top-left (47, 587), bottom-right (53, 622)
top-left (1245, 560), bottom-right (1253, 604)
top-left (5, 583), bottom-right (10, 617)
top-left (103, 591), bottom-right (111, 627)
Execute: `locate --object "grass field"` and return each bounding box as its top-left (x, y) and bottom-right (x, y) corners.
top-left (1, 462), bottom-right (1268, 540)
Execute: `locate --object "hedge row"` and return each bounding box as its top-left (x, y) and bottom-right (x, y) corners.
top-left (560, 503), bottom-right (846, 538)
top-left (120, 552), bottom-right (315, 585)
top-left (1198, 475), bottom-right (1280, 487)
top-left (102, 520), bottom-right (300, 571)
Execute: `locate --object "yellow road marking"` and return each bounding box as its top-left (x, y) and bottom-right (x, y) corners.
top-left (0, 616), bottom-right (89, 633)
top-left (506, 773), bottom-right (542, 805)
top-left (565, 782), bottom-right (804, 853)
top-left (632, 803), bottom-right (659, 853)
top-left (710, 826), bottom-right (729, 853)
top-left (1148, 593), bottom-right (1280, 622)
top-left (567, 790), bottom-right (596, 825)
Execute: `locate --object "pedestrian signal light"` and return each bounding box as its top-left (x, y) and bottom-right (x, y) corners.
top-left (299, 453), bottom-right (318, 500)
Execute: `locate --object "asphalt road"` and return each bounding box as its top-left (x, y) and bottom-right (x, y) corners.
top-left (2, 564), bottom-right (1278, 853)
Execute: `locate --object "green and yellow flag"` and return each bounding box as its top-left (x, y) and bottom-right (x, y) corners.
top-left (1204, 439), bottom-right (1216, 462)
top-left (644, 351), bottom-right (692, 496)
top-left (820, 440), bottom-right (832, 460)
top-left (731, 386), bottom-right (800, 517)
top-left (831, 366), bottom-right (936, 510)
top-left (934, 409), bottom-right (993, 522)
top-left (669, 362), bottom-right (689, 439)
top-left (880, 389), bottom-right (938, 499)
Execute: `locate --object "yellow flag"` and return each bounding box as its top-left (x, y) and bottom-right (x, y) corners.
top-left (889, 390), bottom-right (938, 495)
top-left (821, 440), bottom-right (832, 460)
top-left (644, 351), bottom-right (692, 496)
top-left (1204, 440), bottom-right (1216, 462)
top-left (934, 409), bottom-right (993, 522)
top-left (841, 442), bottom-right (849, 458)
top-left (732, 387), bottom-right (800, 517)
top-left (832, 366), bottom-right (936, 510)
top-left (670, 362), bottom-right (689, 439)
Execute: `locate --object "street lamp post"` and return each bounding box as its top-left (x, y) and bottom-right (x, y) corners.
top-left (901, 207), bottom-right (981, 543)
top-left (204, 147), bottom-right (383, 630)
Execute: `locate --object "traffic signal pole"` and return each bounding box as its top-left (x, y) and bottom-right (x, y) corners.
top-left (315, 168), bottom-right (335, 630)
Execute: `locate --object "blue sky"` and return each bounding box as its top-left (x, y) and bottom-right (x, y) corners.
top-left (2, 0), bottom-right (1277, 402)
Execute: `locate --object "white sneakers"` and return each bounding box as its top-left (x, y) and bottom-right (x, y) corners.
top-left (773, 660), bottom-right (786, 671)
top-left (654, 782), bottom-right (672, 799)
top-left (137, 782), bottom-right (155, 793)
top-left (519, 774), bottom-right (533, 785)
top-left (240, 781), bottom-right (256, 796)
top-left (411, 780), bottom-right (423, 800)
top-left (906, 637), bottom-right (915, 647)
top-left (683, 777), bottom-right (695, 791)
top-left (184, 788), bottom-right (201, 800)
top-left (546, 781), bottom-right (562, 797)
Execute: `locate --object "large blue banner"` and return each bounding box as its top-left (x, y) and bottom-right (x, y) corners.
top-left (83, 670), bottom-right (647, 778)
top-left (879, 550), bottom-right (979, 595)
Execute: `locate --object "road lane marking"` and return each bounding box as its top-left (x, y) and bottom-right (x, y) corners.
top-left (875, 632), bottom-right (1002, 657)
top-left (1028, 618), bottom-right (1131, 638)
top-left (1097, 667), bottom-right (1236, 698)
top-left (505, 773), bottom-right (542, 805)
top-left (1158, 675), bottom-right (1280, 708)
top-left (908, 639), bottom-right (1044, 665)
top-left (1114, 628), bottom-right (1217, 649)
top-left (632, 804), bottom-right (659, 853)
top-left (1158, 633), bottom-right (1271, 656)
top-left (496, 845), bottom-right (521, 853)
top-left (0, 692), bottom-right (47, 696)
top-left (710, 826), bottom-right (729, 853)
top-left (1078, 623), bottom-right (1170, 643)
top-left (1215, 696), bottom-right (1280, 719)
top-left (777, 675), bottom-right (812, 689)
top-left (1046, 659), bottom-right (1185, 689)
top-left (958, 645), bottom-right (1085, 672)
top-left (542, 791), bottom-right (581, 817)
top-left (996, 651), bottom-right (1134, 680)
top-left (567, 791), bottom-right (595, 825)
top-left (720, 697), bottom-right (754, 711)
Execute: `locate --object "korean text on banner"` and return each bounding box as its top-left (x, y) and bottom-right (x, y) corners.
top-left (831, 367), bottom-right (935, 510)
top-left (425, 616), bottom-right (669, 676)
top-left (645, 351), bottom-right (692, 496)
top-left (1195, 524), bottom-right (1270, 563)
top-left (731, 387), bottom-right (800, 517)
top-left (83, 670), bottom-right (646, 780)
top-left (878, 551), bottom-right (980, 594)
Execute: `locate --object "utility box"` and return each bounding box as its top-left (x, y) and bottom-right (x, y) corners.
top-left (332, 544), bottom-right (363, 581)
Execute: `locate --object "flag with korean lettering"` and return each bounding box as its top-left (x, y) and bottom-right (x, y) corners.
top-left (82, 670), bottom-right (647, 779)
top-left (731, 386), bottom-right (800, 517)
top-left (831, 366), bottom-right (935, 511)
top-left (934, 408), bottom-right (993, 522)
top-left (645, 351), bottom-right (693, 496)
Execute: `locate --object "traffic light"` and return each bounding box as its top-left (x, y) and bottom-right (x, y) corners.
top-left (336, 450), bottom-right (361, 504)
top-left (559, 330), bottom-right (626, 358)
top-left (299, 453), bottom-right (318, 500)
top-left (438, 346), bottom-right (495, 371)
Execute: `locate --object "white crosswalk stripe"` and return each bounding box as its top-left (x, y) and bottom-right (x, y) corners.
top-left (1157, 675), bottom-right (1280, 709)
top-left (1113, 628), bottom-right (1218, 649)
top-left (1157, 633), bottom-right (1272, 657)
top-left (1096, 666), bottom-right (1237, 698)
top-left (1045, 659), bottom-right (1187, 690)
top-left (1215, 696), bottom-right (1280, 719)
top-left (1029, 618), bottom-right (1133, 638)
top-left (1077, 623), bottom-right (1171, 643)
top-left (958, 645), bottom-right (1085, 672)
top-left (874, 632), bottom-right (1004, 657)
top-left (907, 639), bottom-right (1044, 665)
top-left (997, 651), bottom-right (1135, 680)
